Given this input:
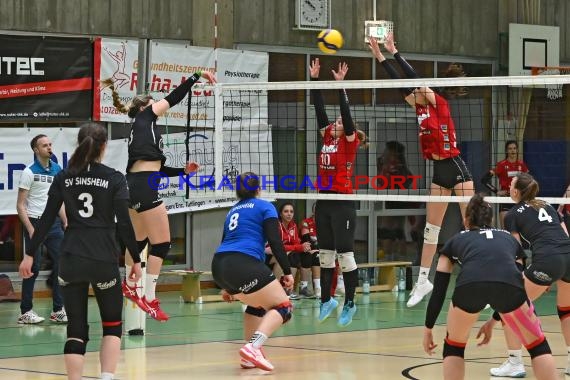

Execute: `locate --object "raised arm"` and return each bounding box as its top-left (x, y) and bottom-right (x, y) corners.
top-left (309, 58), bottom-right (330, 135)
top-left (151, 70), bottom-right (217, 117)
top-left (332, 62), bottom-right (356, 143)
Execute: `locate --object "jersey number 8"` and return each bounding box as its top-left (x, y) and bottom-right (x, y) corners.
top-left (228, 212), bottom-right (239, 231)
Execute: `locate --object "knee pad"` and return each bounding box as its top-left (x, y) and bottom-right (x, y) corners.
top-left (443, 338), bottom-right (466, 358)
top-left (558, 306), bottom-right (570, 321)
top-left (526, 338), bottom-right (552, 359)
top-left (102, 321), bottom-right (122, 338)
top-left (272, 301), bottom-right (293, 324)
top-left (137, 238), bottom-right (148, 252)
top-left (149, 242), bottom-right (170, 259)
top-left (299, 253), bottom-right (313, 269)
top-left (64, 339), bottom-right (87, 356)
top-left (245, 306), bottom-right (266, 318)
top-left (319, 249), bottom-right (336, 269)
top-left (338, 251), bottom-right (357, 272)
top-left (424, 223), bottom-right (441, 245)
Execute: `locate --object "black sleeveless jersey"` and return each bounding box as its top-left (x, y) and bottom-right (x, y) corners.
top-left (49, 163), bottom-right (131, 262)
top-left (126, 106), bottom-right (166, 172)
top-left (439, 228), bottom-right (525, 288)
top-left (504, 201), bottom-right (570, 257)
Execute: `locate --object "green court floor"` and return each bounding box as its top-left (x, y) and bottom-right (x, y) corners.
top-left (0, 285), bottom-right (560, 360)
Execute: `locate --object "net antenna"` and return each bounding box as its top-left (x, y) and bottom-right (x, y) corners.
top-left (531, 66), bottom-right (569, 100)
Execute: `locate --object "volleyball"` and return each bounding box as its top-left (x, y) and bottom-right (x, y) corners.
top-left (317, 29), bottom-right (343, 54)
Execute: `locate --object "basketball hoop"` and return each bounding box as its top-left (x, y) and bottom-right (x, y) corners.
top-left (364, 20), bottom-right (394, 44)
top-left (531, 66), bottom-right (569, 100)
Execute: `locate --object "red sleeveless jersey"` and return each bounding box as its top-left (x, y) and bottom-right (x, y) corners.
top-left (317, 125), bottom-right (359, 193)
top-left (416, 93), bottom-right (460, 160)
top-left (494, 159), bottom-right (528, 191)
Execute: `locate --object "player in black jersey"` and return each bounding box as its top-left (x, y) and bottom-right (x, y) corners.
top-left (19, 123), bottom-right (142, 380)
top-left (477, 172), bottom-right (570, 377)
top-left (104, 70), bottom-right (217, 321)
top-left (423, 193), bottom-right (557, 380)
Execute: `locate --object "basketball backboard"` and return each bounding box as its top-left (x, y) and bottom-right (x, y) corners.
top-left (508, 23), bottom-right (559, 76)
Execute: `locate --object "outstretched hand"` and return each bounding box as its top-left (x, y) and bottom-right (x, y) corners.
top-left (383, 32), bottom-right (397, 54)
top-left (476, 318), bottom-right (496, 346)
top-left (368, 36), bottom-right (385, 61)
top-left (201, 71), bottom-right (217, 84)
top-left (309, 58), bottom-right (321, 79)
top-left (332, 62), bottom-right (348, 81)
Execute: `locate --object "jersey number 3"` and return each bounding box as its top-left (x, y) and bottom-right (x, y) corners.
top-left (78, 193), bottom-right (94, 218)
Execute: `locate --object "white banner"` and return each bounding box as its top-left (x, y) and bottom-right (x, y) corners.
top-left (0, 128), bottom-right (128, 215)
top-left (216, 49), bottom-right (269, 128)
top-left (94, 38), bottom-right (139, 123)
top-left (95, 40), bottom-right (269, 128)
top-left (157, 127), bottom-right (274, 213)
top-left (0, 127), bottom-right (273, 215)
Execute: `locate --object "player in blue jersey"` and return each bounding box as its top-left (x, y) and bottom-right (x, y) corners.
top-left (212, 172), bottom-right (294, 372)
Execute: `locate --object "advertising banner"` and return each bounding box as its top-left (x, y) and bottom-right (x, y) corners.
top-left (0, 35), bottom-right (93, 121)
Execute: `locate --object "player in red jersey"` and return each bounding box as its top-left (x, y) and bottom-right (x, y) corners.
top-left (484, 140), bottom-right (529, 228)
top-left (369, 34), bottom-right (474, 307)
top-left (309, 59), bottom-right (367, 326)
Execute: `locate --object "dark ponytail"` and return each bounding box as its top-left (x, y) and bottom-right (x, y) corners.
top-left (67, 123), bottom-right (108, 176)
top-left (101, 78), bottom-right (152, 119)
top-left (514, 172), bottom-right (546, 210)
top-left (465, 193), bottom-right (493, 229)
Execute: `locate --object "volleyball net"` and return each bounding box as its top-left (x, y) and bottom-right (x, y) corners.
top-left (166, 73), bottom-right (570, 207)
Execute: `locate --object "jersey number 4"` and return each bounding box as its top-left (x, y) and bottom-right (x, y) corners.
top-left (78, 193), bottom-right (94, 218)
top-left (538, 208), bottom-right (553, 223)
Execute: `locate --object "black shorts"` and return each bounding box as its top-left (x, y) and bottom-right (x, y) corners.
top-left (452, 282), bottom-right (527, 314)
top-left (315, 199), bottom-right (356, 253)
top-left (300, 251), bottom-right (320, 268)
top-left (126, 172), bottom-right (163, 212)
top-left (212, 252), bottom-right (276, 295)
top-left (432, 156), bottom-right (473, 189)
top-left (524, 254), bottom-right (570, 286)
top-left (58, 253), bottom-right (123, 324)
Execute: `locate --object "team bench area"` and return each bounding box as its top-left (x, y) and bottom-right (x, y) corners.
top-left (355, 261), bottom-right (413, 293)
top-left (162, 270), bottom-right (221, 303)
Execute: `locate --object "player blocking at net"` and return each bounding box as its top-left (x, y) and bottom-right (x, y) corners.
top-left (369, 33), bottom-right (474, 307)
top-left (310, 58), bottom-right (368, 326)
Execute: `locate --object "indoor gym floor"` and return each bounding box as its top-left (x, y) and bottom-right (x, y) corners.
top-left (0, 286), bottom-right (569, 379)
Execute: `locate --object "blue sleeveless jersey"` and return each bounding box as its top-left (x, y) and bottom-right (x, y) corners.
top-left (216, 198), bottom-right (277, 262)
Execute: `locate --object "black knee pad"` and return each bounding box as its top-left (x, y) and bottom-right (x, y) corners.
top-left (300, 253), bottom-right (313, 269)
top-left (102, 321), bottom-right (123, 338)
top-left (245, 306), bottom-right (266, 318)
top-left (64, 339), bottom-right (87, 356)
top-left (137, 238), bottom-right (149, 252)
top-left (443, 338), bottom-right (466, 358)
top-left (558, 306), bottom-right (570, 321)
top-left (272, 301), bottom-right (293, 324)
top-left (527, 338), bottom-right (552, 359)
top-left (149, 242), bottom-right (170, 259)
